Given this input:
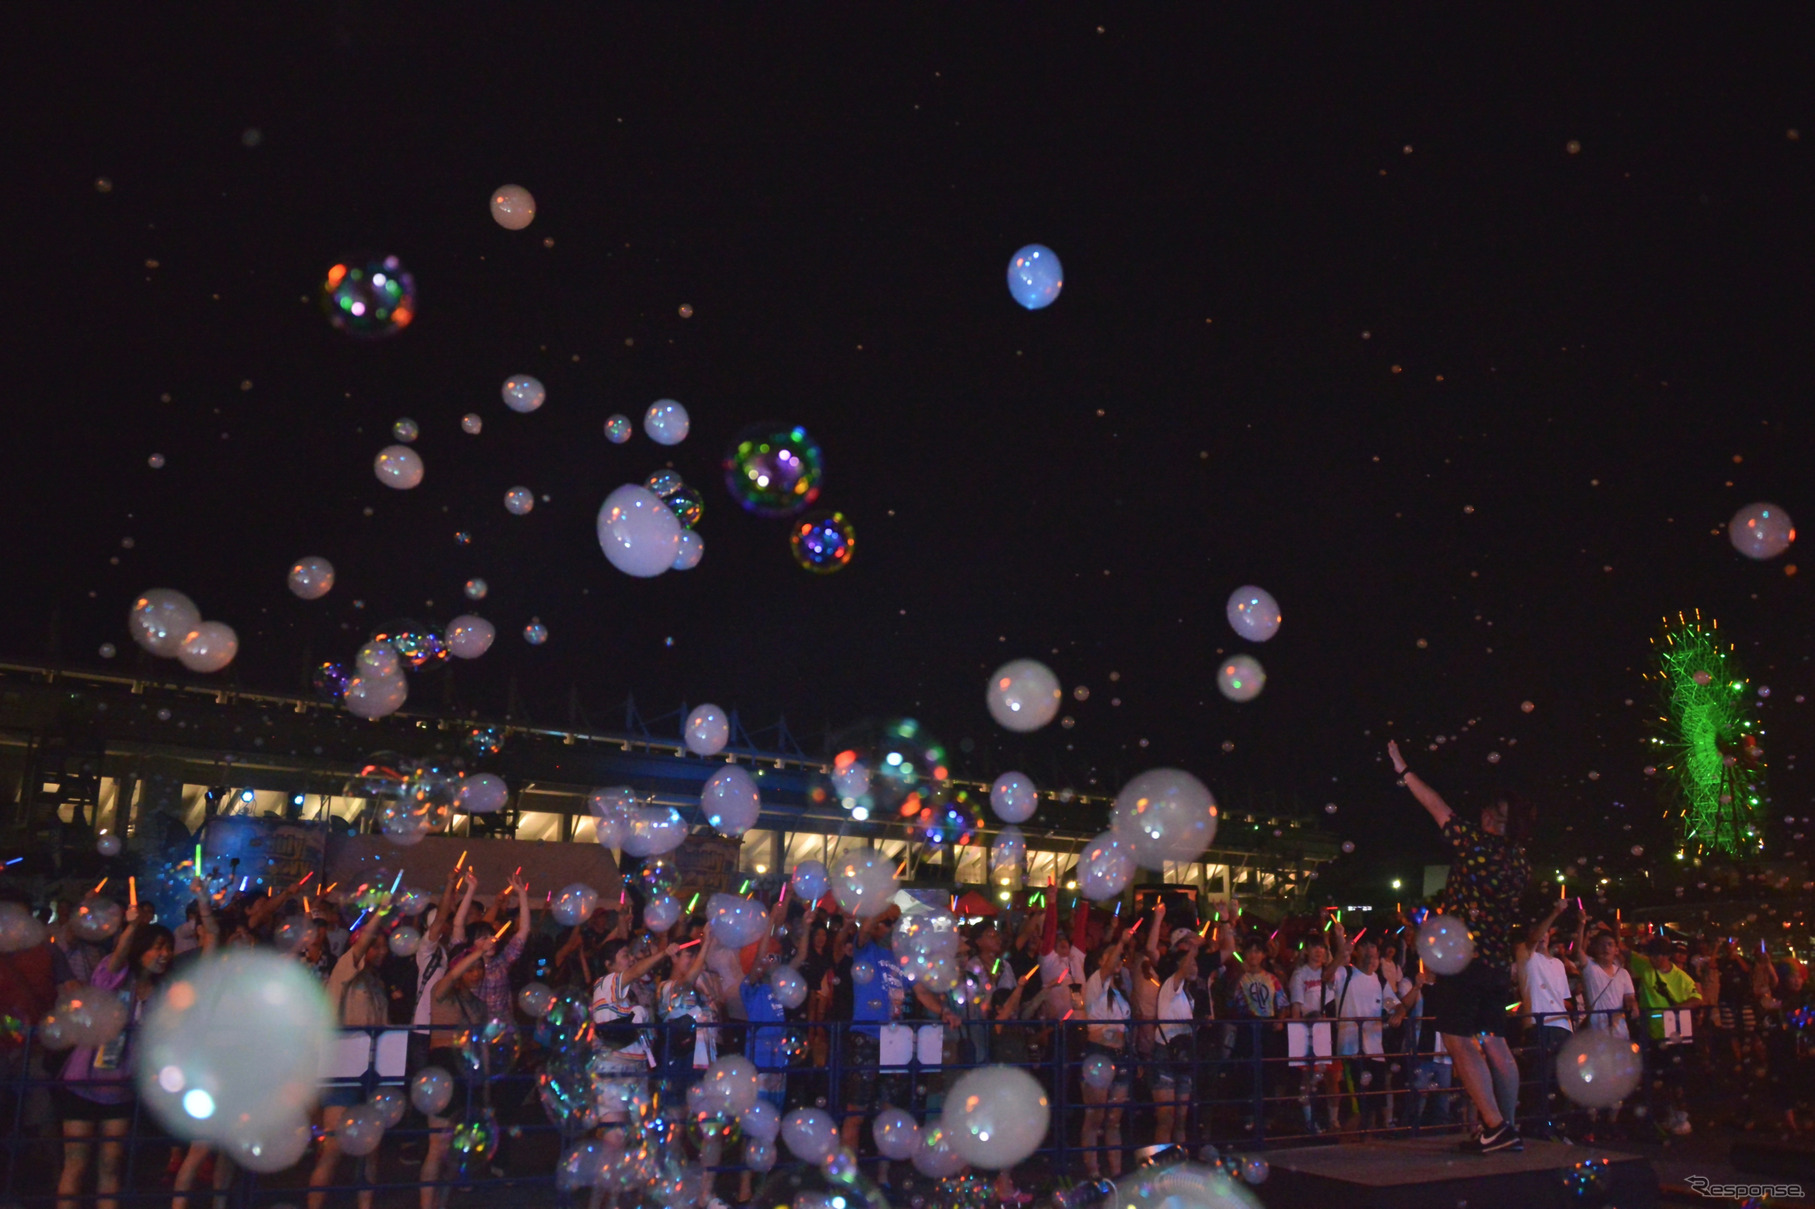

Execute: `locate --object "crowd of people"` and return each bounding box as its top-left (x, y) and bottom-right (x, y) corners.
top-left (0, 823), bottom-right (1811, 1206)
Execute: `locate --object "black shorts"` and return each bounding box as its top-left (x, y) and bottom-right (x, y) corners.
top-left (56, 1086), bottom-right (133, 1122)
top-left (842, 1032), bottom-right (909, 1112)
top-left (1426, 959), bottom-right (1515, 1039)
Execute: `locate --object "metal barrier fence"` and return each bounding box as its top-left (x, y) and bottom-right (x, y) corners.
top-left (0, 1008), bottom-right (1663, 1206)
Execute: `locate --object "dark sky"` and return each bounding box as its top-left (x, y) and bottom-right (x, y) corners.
top-left (7, 6), bottom-right (1813, 893)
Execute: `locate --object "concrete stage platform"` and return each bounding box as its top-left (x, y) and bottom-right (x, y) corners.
top-left (1259, 1135), bottom-right (1656, 1209)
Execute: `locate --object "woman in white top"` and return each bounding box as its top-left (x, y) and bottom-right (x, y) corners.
top-left (1080, 931), bottom-right (1132, 1179)
top-left (1580, 934), bottom-right (1637, 1038)
top-left (590, 938), bottom-right (681, 1123)
top-left (1151, 944), bottom-right (1200, 1147)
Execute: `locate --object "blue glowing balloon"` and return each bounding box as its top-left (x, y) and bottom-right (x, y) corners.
top-left (1007, 245), bottom-right (1063, 310)
top-left (790, 512), bottom-right (854, 574)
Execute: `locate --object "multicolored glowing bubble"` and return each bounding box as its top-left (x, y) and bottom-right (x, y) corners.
top-left (489, 184), bottom-right (536, 230)
top-left (645, 470), bottom-right (683, 498)
top-left (1730, 502), bottom-right (1795, 560)
top-left (664, 485), bottom-right (703, 528)
top-left (287, 556), bottom-right (334, 600)
top-left (369, 623), bottom-right (448, 672)
top-left (312, 661), bottom-right (351, 701)
top-left (644, 399), bottom-right (690, 445)
top-left (322, 256), bottom-right (416, 338)
top-left (1006, 244), bottom-right (1063, 310)
top-left (672, 531), bottom-right (703, 570)
top-left (523, 619), bottom-right (548, 645)
top-left (828, 718), bottom-right (949, 823)
top-left (604, 414), bottom-right (632, 443)
top-left (373, 446), bottom-right (423, 490)
top-left (501, 375), bottom-right (545, 414)
top-left (723, 424), bottom-right (824, 517)
top-left (392, 417), bottom-right (419, 443)
top-left (1226, 585), bottom-right (1281, 642)
top-left (463, 578), bottom-right (488, 600)
top-left (503, 487), bottom-right (534, 515)
top-left (464, 726), bottom-right (504, 759)
top-left (461, 413), bottom-right (483, 435)
top-left (790, 511), bottom-right (854, 574)
top-left (1217, 654), bottom-right (1266, 702)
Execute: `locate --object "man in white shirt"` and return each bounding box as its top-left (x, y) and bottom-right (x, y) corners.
top-left (1039, 934), bottom-right (1086, 1019)
top-left (1286, 923), bottom-right (1350, 1134)
top-left (1519, 903), bottom-right (1579, 1138)
top-left (1580, 933), bottom-right (1636, 1039)
top-left (1328, 941), bottom-right (1415, 1131)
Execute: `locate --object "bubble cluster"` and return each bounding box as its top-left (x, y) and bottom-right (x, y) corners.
top-left (723, 424), bottom-right (824, 516)
top-left (322, 256), bottom-right (417, 338)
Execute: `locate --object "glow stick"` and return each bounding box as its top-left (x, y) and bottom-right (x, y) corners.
top-left (687, 893), bottom-right (701, 912)
top-left (93, 878), bottom-right (107, 894)
top-left (676, 938), bottom-right (702, 950)
top-left (388, 871), bottom-right (404, 898)
top-left (455, 850), bottom-right (467, 870)
top-left (323, 882), bottom-right (338, 894)
top-left (128, 877), bottom-right (137, 907)
top-left (298, 872), bottom-right (314, 886)
top-left (493, 920), bottom-right (512, 941)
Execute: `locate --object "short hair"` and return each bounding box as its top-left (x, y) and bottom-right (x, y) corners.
top-left (1645, 937), bottom-right (1673, 958)
top-left (1487, 790), bottom-right (1537, 842)
top-left (1155, 951), bottom-right (1184, 982)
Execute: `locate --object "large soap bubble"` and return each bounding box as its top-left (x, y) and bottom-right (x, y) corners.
top-left (672, 531), bottom-right (704, 571)
top-left (373, 446), bottom-right (423, 489)
top-left (701, 767), bottom-right (761, 837)
top-left (790, 511), bottom-right (855, 573)
top-left (1007, 244), bottom-right (1063, 310)
top-left (791, 860), bottom-right (828, 902)
top-left (503, 487), bottom-right (534, 515)
top-left (410, 1066), bottom-right (453, 1116)
top-left (177, 622), bottom-right (238, 673)
top-left (337, 1103), bottom-right (386, 1156)
top-left (1415, 914), bottom-right (1476, 975)
top-left (344, 670), bottom-right (407, 720)
top-left (723, 423), bottom-right (824, 517)
top-left (1730, 502), bottom-right (1795, 560)
top-left (780, 1107), bottom-right (840, 1163)
top-left (0, 903), bottom-right (46, 953)
top-left (369, 622), bottom-right (447, 671)
top-left (911, 1117), bottom-right (967, 1177)
top-left (894, 908), bottom-right (961, 965)
top-left (768, 965), bottom-right (807, 1009)
top-left (455, 773), bottom-right (507, 815)
top-left (684, 704), bottom-right (729, 755)
top-left (1077, 832), bottom-right (1135, 900)
top-left (322, 256), bottom-right (416, 339)
top-left (708, 894), bottom-right (770, 948)
top-left (699, 1054), bottom-right (759, 1116)
top-left (644, 399), bottom-right (690, 446)
top-left (74, 895), bottom-right (124, 942)
top-left (1216, 655), bottom-right (1266, 702)
top-left (135, 951), bottom-right (336, 1144)
top-left (287, 557), bottom-right (335, 600)
top-left (489, 184), bottom-right (536, 230)
top-left (986, 659), bottom-right (1062, 732)
top-left (989, 772), bottom-right (1039, 823)
top-left (620, 805), bottom-right (687, 856)
top-left (501, 375), bottom-right (546, 414)
top-left (825, 719), bottom-right (949, 823)
top-left (740, 1098), bottom-right (781, 1141)
top-left (597, 484), bottom-right (682, 577)
top-left (664, 484), bottom-right (703, 528)
top-left (830, 847), bottom-right (898, 918)
top-left (445, 616), bottom-right (495, 660)
top-left (604, 414), bottom-right (632, 444)
top-left (552, 884), bottom-right (599, 928)
top-left (230, 1113), bottom-right (313, 1173)
top-left (1225, 586), bottom-right (1281, 642)
top-left (944, 1065), bottom-right (1050, 1169)
top-left (873, 1107), bottom-right (920, 1160)
top-left (1555, 1030), bottom-right (1642, 1108)
top-left (1111, 769), bottom-right (1218, 869)
top-left (129, 589), bottom-right (201, 657)
top-left (643, 894), bottom-right (680, 932)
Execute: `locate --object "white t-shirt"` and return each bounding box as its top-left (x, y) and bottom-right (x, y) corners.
top-left (1083, 970), bottom-right (1130, 1048)
top-left (1327, 965), bottom-right (1401, 1055)
top-left (1581, 962), bottom-right (1634, 1039)
top-left (1155, 974), bottom-right (1195, 1044)
top-left (1040, 948), bottom-right (1085, 989)
top-left (1522, 952), bottom-right (1574, 1032)
top-left (1288, 964), bottom-right (1329, 1016)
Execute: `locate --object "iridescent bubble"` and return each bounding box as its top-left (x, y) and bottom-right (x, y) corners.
top-left (129, 589), bottom-right (201, 657)
top-left (1217, 654), bottom-right (1266, 702)
top-left (1730, 502), bottom-right (1795, 560)
top-left (1556, 1030), bottom-right (1642, 1107)
top-left (369, 623), bottom-right (448, 671)
top-left (1006, 244), bottom-right (1063, 310)
top-left (790, 511), bottom-right (854, 573)
top-left (723, 423), bottom-right (824, 517)
top-left (943, 1065), bottom-right (1050, 1169)
top-left (504, 487), bottom-right (535, 515)
top-left (178, 622), bottom-right (238, 673)
top-left (597, 484), bottom-right (682, 577)
top-left (322, 256), bottom-right (417, 339)
top-left (463, 578), bottom-right (488, 600)
top-left (1111, 768), bottom-right (1217, 869)
top-left (465, 726), bottom-right (503, 759)
top-left (644, 399), bottom-right (690, 446)
top-left (987, 659), bottom-right (1062, 732)
top-left (373, 445), bottom-right (423, 490)
top-left (684, 705), bottom-right (729, 756)
top-left (392, 417), bottom-right (419, 443)
top-left (312, 661), bottom-right (351, 701)
top-left (826, 718), bottom-right (949, 822)
top-left (523, 619), bottom-right (548, 645)
top-left (664, 485), bottom-right (704, 529)
top-left (287, 556), bottom-right (335, 600)
top-left (604, 414), bottom-right (632, 443)
top-left (672, 531), bottom-right (703, 570)
top-left (1416, 914), bottom-right (1475, 975)
top-left (489, 184), bottom-right (536, 230)
top-left (646, 470), bottom-right (684, 498)
top-left (989, 771), bottom-right (1039, 823)
top-left (502, 376), bottom-right (546, 414)
top-left (461, 413), bottom-right (483, 435)
top-left (1225, 585), bottom-right (1281, 642)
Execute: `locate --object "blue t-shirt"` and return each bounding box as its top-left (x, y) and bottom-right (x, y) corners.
top-left (741, 980), bottom-right (788, 1073)
top-left (851, 941), bottom-right (904, 1039)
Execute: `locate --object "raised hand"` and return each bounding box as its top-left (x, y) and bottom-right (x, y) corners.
top-left (1387, 739), bottom-right (1407, 774)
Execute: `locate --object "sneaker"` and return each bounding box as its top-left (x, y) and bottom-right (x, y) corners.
top-left (1478, 1123), bottom-right (1523, 1154)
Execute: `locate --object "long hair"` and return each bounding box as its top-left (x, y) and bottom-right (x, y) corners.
top-left (122, 924), bottom-right (174, 984)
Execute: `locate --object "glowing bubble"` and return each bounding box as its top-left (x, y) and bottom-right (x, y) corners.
top-left (1114, 1162), bottom-right (1259, 1209)
top-left (1556, 1030), bottom-right (1642, 1108)
top-left (912, 1117), bottom-right (967, 1177)
top-left (987, 659), bottom-right (1063, 732)
top-left (368, 1088), bottom-right (406, 1130)
top-left (228, 1112), bottom-right (312, 1172)
top-left (684, 705), bottom-right (729, 756)
top-left (597, 484), bottom-right (683, 577)
top-left (445, 615), bottom-right (495, 660)
top-left (98, 643), bottom-right (116, 658)
top-left (344, 670), bottom-right (408, 720)
top-left (501, 375), bottom-right (546, 414)
top-left (463, 578), bottom-right (488, 600)
top-left (830, 846), bottom-right (898, 918)
top-left (552, 884), bottom-right (599, 928)
top-left (1082, 1052), bottom-right (1116, 1091)
top-left (312, 661), bottom-right (351, 702)
top-left (74, 895), bottom-right (123, 943)
top-left (456, 772), bottom-right (508, 814)
top-left (643, 894), bottom-right (680, 932)
top-left (1111, 768), bottom-right (1218, 869)
top-left (701, 767), bottom-right (761, 836)
top-left (557, 1139), bottom-right (608, 1190)
top-left (990, 826), bottom-right (1027, 871)
top-left (791, 860), bottom-right (829, 902)
top-left (1731, 502), bottom-right (1795, 560)
top-left (461, 413), bottom-right (483, 435)
top-left (620, 805), bottom-right (687, 856)
top-left (781, 1107), bottom-right (840, 1163)
top-left (1416, 914), bottom-right (1476, 975)
top-left (1007, 244), bottom-right (1063, 310)
top-left (370, 623), bottom-right (447, 671)
top-left (646, 470), bottom-right (684, 498)
top-left (790, 511), bottom-right (855, 573)
top-left (503, 487), bottom-right (535, 515)
top-left (356, 641), bottom-right (399, 677)
top-left (489, 184), bottom-right (536, 230)
top-left (738, 1099), bottom-right (780, 1143)
top-left (410, 1066), bottom-right (454, 1116)
top-left (851, 960), bottom-right (875, 985)
top-left (177, 622), bottom-right (238, 673)
top-left (0, 903), bottom-right (46, 953)
top-left (322, 256), bottom-right (416, 339)
top-left (135, 951), bottom-right (336, 1143)
top-left (373, 445), bottom-right (423, 489)
top-left (392, 417), bottom-right (419, 443)
top-left (148, 453), bottom-right (165, 468)
top-left (708, 894), bottom-right (769, 948)
top-left (944, 1065), bottom-right (1050, 1169)
top-left (1241, 1157), bottom-right (1269, 1185)
top-left (522, 619), bottom-right (548, 645)
top-left (129, 589), bottom-right (201, 657)
top-left (1078, 832), bottom-right (1135, 900)
top-left (1217, 655), bottom-right (1266, 702)
top-left (723, 423), bottom-right (825, 517)
top-left (604, 414), bottom-right (632, 443)
top-left (96, 832), bottom-right (121, 858)
top-left (988, 771), bottom-right (1039, 824)
top-left (1225, 585), bottom-right (1281, 642)
top-left (699, 1054), bottom-right (760, 1116)
top-left (664, 484), bottom-right (704, 528)
top-left (517, 983), bottom-right (554, 1019)
top-left (768, 964), bottom-right (807, 1010)
top-left (337, 1103), bottom-right (386, 1156)
top-left (386, 926), bottom-right (421, 958)
top-left (672, 530), bottom-right (703, 570)
top-left (287, 557), bottom-right (335, 600)
top-left (644, 399), bottom-right (690, 446)
top-left (873, 1107), bottom-right (920, 1160)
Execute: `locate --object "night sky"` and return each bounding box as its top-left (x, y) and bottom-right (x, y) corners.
top-left (8, 8), bottom-right (1813, 897)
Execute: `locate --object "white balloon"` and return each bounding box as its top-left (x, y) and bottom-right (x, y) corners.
top-left (986, 659), bottom-right (1062, 732)
top-left (369, 1087), bottom-right (407, 1129)
top-left (596, 484), bottom-right (682, 578)
top-left (893, 908), bottom-right (961, 962)
top-left (1555, 1029), bottom-right (1642, 1108)
top-left (552, 884), bottom-right (599, 928)
top-left (872, 1106), bottom-right (920, 1160)
top-left (456, 773), bottom-right (508, 814)
top-left (699, 1054), bottom-right (760, 1116)
top-left (643, 399), bottom-right (690, 446)
top-left (287, 557), bottom-right (335, 600)
top-left (990, 826), bottom-right (1027, 870)
top-left (943, 1065), bottom-right (1051, 1169)
top-left (135, 951), bottom-right (336, 1144)
top-left (337, 1103), bottom-right (386, 1156)
top-left (445, 615), bottom-right (495, 659)
top-left (989, 772), bottom-right (1039, 823)
top-left (73, 895), bottom-right (123, 942)
top-left (830, 847), bottom-right (898, 918)
top-left (387, 926), bottom-right (421, 957)
top-left (701, 766), bottom-right (760, 836)
top-left (344, 671), bottom-right (407, 720)
top-left (1111, 768), bottom-right (1218, 869)
top-left (768, 964), bottom-right (807, 1010)
top-left (356, 641), bottom-right (400, 677)
top-left (177, 622), bottom-right (238, 673)
top-left (501, 375), bottom-right (546, 414)
top-left (489, 184), bottom-right (536, 230)
top-left (503, 487), bottom-right (535, 515)
top-left (0, 903), bottom-right (45, 953)
top-left (1225, 585), bottom-right (1281, 642)
top-left (373, 445), bottom-right (423, 489)
top-left (672, 530), bottom-right (703, 570)
top-left (588, 787), bottom-right (634, 849)
top-left (620, 804), bottom-right (687, 856)
top-left (708, 894), bottom-right (769, 948)
top-left (517, 983), bottom-right (555, 1019)
top-left (128, 589), bottom-right (200, 657)
top-left (780, 1107), bottom-right (839, 1163)
top-left (643, 894), bottom-right (680, 932)
top-left (738, 1098), bottom-right (781, 1141)
top-left (1217, 654), bottom-right (1266, 703)
top-left (911, 1117), bottom-right (967, 1178)
top-left (410, 1067), bottom-right (453, 1116)
top-left (228, 1112), bottom-right (312, 1172)
top-left (1077, 832), bottom-right (1135, 901)
top-left (1082, 1052), bottom-right (1116, 1091)
top-left (1730, 502), bottom-right (1795, 560)
top-left (1415, 914), bottom-right (1476, 975)
top-left (97, 833), bottom-right (122, 857)
top-left (790, 860), bottom-right (828, 902)
top-left (684, 704), bottom-right (729, 755)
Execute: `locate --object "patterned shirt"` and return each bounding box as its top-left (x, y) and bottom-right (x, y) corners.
top-left (1439, 817), bottom-right (1530, 971)
top-left (479, 930), bottom-right (527, 1026)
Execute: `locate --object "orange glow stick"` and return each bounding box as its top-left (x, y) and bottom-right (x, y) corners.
top-left (492, 920), bottom-right (512, 941)
top-left (323, 882), bottom-right (339, 894)
top-left (456, 850), bottom-right (468, 870)
top-left (92, 877), bottom-right (107, 895)
top-left (128, 877), bottom-right (138, 907)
